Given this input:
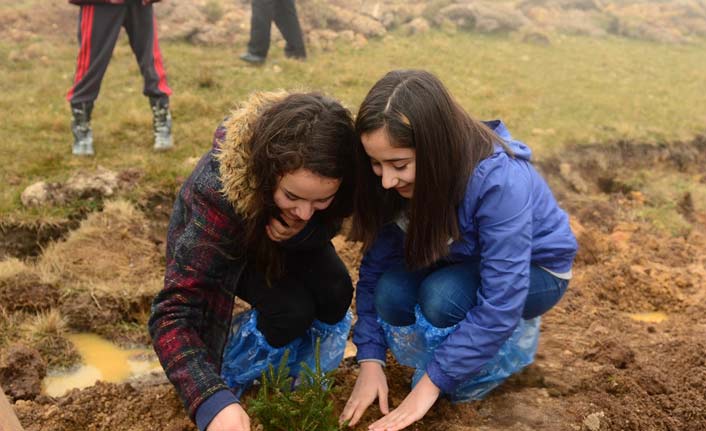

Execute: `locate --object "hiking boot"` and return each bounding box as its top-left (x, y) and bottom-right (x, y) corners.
top-left (71, 102), bottom-right (94, 156)
top-left (150, 97), bottom-right (173, 151)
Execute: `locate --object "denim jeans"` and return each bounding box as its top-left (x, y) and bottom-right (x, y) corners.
top-left (375, 261), bottom-right (569, 328)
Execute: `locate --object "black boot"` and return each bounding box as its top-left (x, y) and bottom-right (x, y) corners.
top-left (150, 97), bottom-right (173, 151)
top-left (71, 102), bottom-right (94, 156)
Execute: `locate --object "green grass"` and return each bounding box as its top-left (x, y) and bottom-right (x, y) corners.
top-left (2, 31), bottom-right (706, 220)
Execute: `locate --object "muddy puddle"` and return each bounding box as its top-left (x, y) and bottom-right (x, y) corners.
top-left (2, 137), bottom-right (706, 431)
top-left (43, 334), bottom-right (161, 397)
top-left (627, 311), bottom-right (668, 323)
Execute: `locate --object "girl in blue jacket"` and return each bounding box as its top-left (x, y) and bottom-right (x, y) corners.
top-left (340, 70), bottom-right (578, 431)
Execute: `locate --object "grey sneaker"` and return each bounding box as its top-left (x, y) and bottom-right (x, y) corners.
top-left (71, 102), bottom-right (94, 156)
top-left (150, 97), bottom-right (173, 151)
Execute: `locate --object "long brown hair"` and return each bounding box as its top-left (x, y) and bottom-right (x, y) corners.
top-left (245, 93), bottom-right (356, 280)
top-left (350, 70), bottom-right (510, 269)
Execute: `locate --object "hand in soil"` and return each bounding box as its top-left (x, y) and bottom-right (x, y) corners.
top-left (340, 361), bottom-right (389, 427)
top-left (367, 373), bottom-right (440, 431)
top-left (207, 403), bottom-right (250, 431)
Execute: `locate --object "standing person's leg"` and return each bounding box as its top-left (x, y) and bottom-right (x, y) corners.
top-left (66, 4), bottom-right (125, 156)
top-left (123, 0), bottom-right (173, 150)
top-left (272, 0), bottom-right (306, 59)
top-left (242, 0), bottom-right (275, 63)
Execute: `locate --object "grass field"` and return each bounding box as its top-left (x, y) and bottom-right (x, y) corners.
top-left (1, 30), bottom-right (705, 220)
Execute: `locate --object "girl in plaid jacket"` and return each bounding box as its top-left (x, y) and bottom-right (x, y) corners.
top-left (149, 91), bottom-right (357, 431)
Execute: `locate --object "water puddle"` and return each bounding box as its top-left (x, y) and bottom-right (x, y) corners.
top-left (627, 312), bottom-right (668, 323)
top-left (43, 333), bottom-right (161, 397)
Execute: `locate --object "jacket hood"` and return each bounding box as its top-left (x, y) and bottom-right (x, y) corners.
top-left (216, 90), bottom-right (289, 220)
top-left (484, 119), bottom-right (532, 161)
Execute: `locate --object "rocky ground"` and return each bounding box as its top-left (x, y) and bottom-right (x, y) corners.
top-left (3, 0), bottom-right (706, 50)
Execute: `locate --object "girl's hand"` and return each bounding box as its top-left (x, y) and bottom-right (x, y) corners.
top-left (367, 373), bottom-right (440, 431)
top-left (265, 214), bottom-right (306, 242)
top-left (340, 361), bottom-right (389, 427)
top-left (206, 403), bottom-right (250, 431)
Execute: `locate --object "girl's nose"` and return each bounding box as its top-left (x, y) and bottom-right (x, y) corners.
top-left (294, 202), bottom-right (314, 221)
top-left (381, 166), bottom-right (399, 189)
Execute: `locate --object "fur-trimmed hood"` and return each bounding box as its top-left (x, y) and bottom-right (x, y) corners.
top-left (215, 90), bottom-right (289, 220)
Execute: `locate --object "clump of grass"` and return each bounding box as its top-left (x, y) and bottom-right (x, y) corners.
top-left (37, 199), bottom-right (162, 292)
top-left (250, 338), bottom-right (345, 431)
top-left (20, 309), bottom-right (80, 368)
top-left (0, 258), bottom-right (27, 281)
top-left (22, 308), bottom-right (66, 339)
top-left (0, 305), bottom-right (26, 349)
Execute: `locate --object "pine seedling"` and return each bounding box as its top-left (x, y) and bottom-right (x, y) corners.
top-left (250, 338), bottom-right (344, 431)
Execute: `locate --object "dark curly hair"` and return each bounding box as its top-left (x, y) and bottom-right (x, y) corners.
top-left (245, 93), bottom-right (356, 280)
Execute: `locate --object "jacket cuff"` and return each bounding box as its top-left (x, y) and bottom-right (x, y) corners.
top-left (426, 360), bottom-right (457, 394)
top-left (355, 343), bottom-right (387, 363)
top-left (358, 358), bottom-right (386, 367)
top-left (195, 389), bottom-right (240, 431)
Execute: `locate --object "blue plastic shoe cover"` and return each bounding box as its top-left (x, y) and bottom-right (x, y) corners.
top-left (220, 309), bottom-right (302, 396)
top-left (291, 309), bottom-right (353, 380)
top-left (378, 305), bottom-right (456, 370)
top-left (450, 316), bottom-right (540, 402)
top-left (380, 306), bottom-right (541, 401)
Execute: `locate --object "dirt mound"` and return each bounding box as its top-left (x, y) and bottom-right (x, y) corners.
top-left (0, 259), bottom-right (58, 313)
top-left (14, 381), bottom-right (195, 431)
top-left (0, 344), bottom-right (46, 402)
top-left (574, 320), bottom-right (706, 430)
top-left (0, 219), bottom-right (77, 260)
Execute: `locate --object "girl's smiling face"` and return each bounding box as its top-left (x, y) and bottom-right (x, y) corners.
top-left (273, 168), bottom-right (341, 223)
top-left (361, 128), bottom-right (416, 199)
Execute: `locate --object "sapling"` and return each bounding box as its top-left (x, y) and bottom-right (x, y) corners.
top-left (250, 338), bottom-right (346, 431)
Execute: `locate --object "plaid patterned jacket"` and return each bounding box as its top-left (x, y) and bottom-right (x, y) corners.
top-left (148, 92), bottom-right (341, 420)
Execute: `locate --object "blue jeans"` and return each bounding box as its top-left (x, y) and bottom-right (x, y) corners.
top-left (375, 261), bottom-right (569, 328)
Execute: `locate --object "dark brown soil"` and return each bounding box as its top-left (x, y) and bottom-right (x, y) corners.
top-left (0, 220), bottom-right (77, 260)
top-left (4, 137), bottom-right (706, 430)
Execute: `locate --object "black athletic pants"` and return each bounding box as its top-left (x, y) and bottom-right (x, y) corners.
top-left (247, 0), bottom-right (306, 59)
top-left (67, 0), bottom-right (172, 105)
top-left (236, 242), bottom-right (352, 347)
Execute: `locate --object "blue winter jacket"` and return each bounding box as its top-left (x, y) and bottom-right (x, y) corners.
top-left (352, 120), bottom-right (578, 393)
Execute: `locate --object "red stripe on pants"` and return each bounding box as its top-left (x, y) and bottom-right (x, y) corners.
top-left (151, 15), bottom-right (172, 96)
top-left (66, 5), bottom-right (95, 101)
